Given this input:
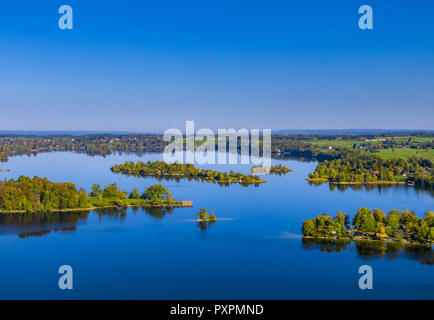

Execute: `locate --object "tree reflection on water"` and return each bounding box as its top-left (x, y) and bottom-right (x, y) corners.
top-left (302, 237), bottom-right (433, 266)
top-left (0, 206), bottom-right (177, 239)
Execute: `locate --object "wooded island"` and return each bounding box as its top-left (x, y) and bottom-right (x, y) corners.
top-left (307, 155), bottom-right (433, 190)
top-left (302, 208), bottom-right (434, 244)
top-left (111, 160), bottom-right (266, 186)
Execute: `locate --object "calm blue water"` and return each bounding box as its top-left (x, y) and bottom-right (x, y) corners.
top-left (0, 152), bottom-right (432, 299)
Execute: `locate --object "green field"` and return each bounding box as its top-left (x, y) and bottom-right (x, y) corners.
top-left (304, 136), bottom-right (432, 149)
top-left (302, 137), bottom-right (434, 161)
top-left (304, 140), bottom-right (377, 148)
top-left (369, 148), bottom-right (434, 161)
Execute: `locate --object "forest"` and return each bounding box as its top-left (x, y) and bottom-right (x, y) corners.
top-left (0, 176), bottom-right (181, 213)
top-left (307, 154), bottom-right (433, 190)
top-left (302, 208), bottom-right (434, 244)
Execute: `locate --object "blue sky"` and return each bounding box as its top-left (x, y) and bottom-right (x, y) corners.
top-left (0, 0), bottom-right (433, 131)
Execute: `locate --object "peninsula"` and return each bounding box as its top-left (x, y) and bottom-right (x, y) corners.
top-left (0, 176), bottom-right (190, 213)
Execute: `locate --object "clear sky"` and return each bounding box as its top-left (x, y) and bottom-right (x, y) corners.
top-left (0, 0), bottom-right (433, 131)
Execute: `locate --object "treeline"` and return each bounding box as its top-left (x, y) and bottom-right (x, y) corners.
top-left (0, 134), bottom-right (166, 162)
top-left (111, 160), bottom-right (265, 185)
top-left (0, 176), bottom-right (90, 212)
top-left (307, 154), bottom-right (433, 189)
top-left (88, 183), bottom-right (177, 207)
top-left (0, 176), bottom-right (179, 212)
top-left (271, 137), bottom-right (350, 161)
top-left (1, 133), bottom-right (432, 163)
top-left (302, 208), bottom-right (434, 243)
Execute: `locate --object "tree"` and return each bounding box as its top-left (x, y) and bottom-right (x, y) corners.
top-left (89, 184), bottom-right (102, 197)
top-left (385, 210), bottom-right (403, 237)
top-left (129, 187), bottom-right (141, 199)
top-left (353, 207), bottom-right (376, 233)
top-left (373, 208), bottom-right (386, 224)
top-left (102, 183), bottom-right (126, 199)
top-left (302, 219), bottom-right (316, 236)
top-left (78, 187), bottom-right (89, 208)
top-left (141, 184), bottom-right (171, 203)
top-left (334, 211), bottom-right (346, 226)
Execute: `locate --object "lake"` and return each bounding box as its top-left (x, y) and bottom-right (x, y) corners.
top-left (0, 152), bottom-right (432, 299)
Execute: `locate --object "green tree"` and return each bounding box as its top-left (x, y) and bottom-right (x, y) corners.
top-left (353, 207), bottom-right (376, 233)
top-left (302, 219), bottom-right (316, 236)
top-left (128, 187), bottom-right (141, 199)
top-left (141, 184), bottom-right (171, 203)
top-left (89, 184), bottom-right (102, 197)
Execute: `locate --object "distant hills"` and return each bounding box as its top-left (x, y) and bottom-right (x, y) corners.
top-left (272, 129), bottom-right (433, 135)
top-left (0, 129), bottom-right (432, 137)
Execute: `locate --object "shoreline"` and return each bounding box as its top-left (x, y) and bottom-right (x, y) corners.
top-left (115, 173), bottom-right (267, 185)
top-left (302, 236), bottom-right (433, 246)
top-left (195, 218), bottom-right (218, 222)
top-left (306, 178), bottom-right (407, 185)
top-left (0, 201), bottom-right (193, 215)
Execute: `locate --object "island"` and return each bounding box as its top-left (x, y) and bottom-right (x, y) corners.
top-left (302, 208), bottom-right (434, 244)
top-left (0, 176), bottom-right (191, 213)
top-left (307, 154), bottom-right (433, 190)
top-left (195, 208), bottom-right (218, 231)
top-left (111, 160), bottom-right (266, 186)
top-left (195, 208), bottom-right (217, 222)
top-left (251, 164), bottom-right (293, 175)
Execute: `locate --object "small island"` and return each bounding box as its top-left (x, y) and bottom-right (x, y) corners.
top-left (302, 208), bottom-right (434, 244)
top-left (195, 208), bottom-right (217, 222)
top-left (0, 176), bottom-right (191, 213)
top-left (111, 160), bottom-right (266, 186)
top-left (195, 208), bottom-right (218, 231)
top-left (251, 164), bottom-right (293, 175)
top-left (269, 164), bottom-right (293, 175)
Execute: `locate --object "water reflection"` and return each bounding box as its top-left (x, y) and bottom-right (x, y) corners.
top-left (112, 172), bottom-right (262, 188)
top-left (307, 180), bottom-right (434, 196)
top-left (0, 206), bottom-right (176, 239)
top-left (196, 220), bottom-right (216, 231)
top-left (302, 238), bottom-right (433, 266)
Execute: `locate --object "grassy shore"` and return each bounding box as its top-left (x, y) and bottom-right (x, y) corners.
top-left (0, 198), bottom-right (192, 214)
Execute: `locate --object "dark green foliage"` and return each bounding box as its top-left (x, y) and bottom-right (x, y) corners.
top-left (196, 208), bottom-right (217, 221)
top-left (128, 187), bottom-right (141, 199)
top-left (353, 207), bottom-right (376, 233)
top-left (302, 213), bottom-right (350, 239)
top-left (141, 184), bottom-right (171, 203)
top-left (0, 176), bottom-right (89, 212)
top-left (302, 208), bottom-right (434, 243)
top-left (102, 183), bottom-right (127, 199)
top-left (0, 176), bottom-right (178, 212)
top-left (111, 160), bottom-right (264, 185)
top-left (308, 154), bottom-right (433, 190)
